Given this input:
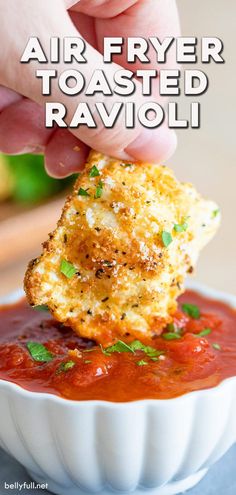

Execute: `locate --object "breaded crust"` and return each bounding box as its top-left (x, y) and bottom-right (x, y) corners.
top-left (25, 151), bottom-right (220, 344)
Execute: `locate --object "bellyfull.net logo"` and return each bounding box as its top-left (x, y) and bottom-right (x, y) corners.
top-left (4, 481), bottom-right (49, 491)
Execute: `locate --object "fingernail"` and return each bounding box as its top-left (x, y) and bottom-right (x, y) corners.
top-left (3, 146), bottom-right (40, 155)
top-left (125, 127), bottom-right (177, 163)
top-left (45, 145), bottom-right (89, 178)
top-left (44, 158), bottom-right (83, 179)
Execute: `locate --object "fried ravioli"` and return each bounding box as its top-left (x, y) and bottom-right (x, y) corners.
top-left (24, 151), bottom-right (220, 343)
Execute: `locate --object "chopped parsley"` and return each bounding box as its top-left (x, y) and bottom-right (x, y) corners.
top-left (101, 340), bottom-right (134, 355)
top-left (103, 260), bottom-right (113, 267)
top-left (174, 221), bottom-right (188, 233)
top-left (26, 342), bottom-right (54, 362)
top-left (182, 303), bottom-right (200, 319)
top-left (101, 339), bottom-right (164, 361)
top-left (161, 231), bottom-right (173, 247)
top-left (137, 359), bottom-right (148, 366)
top-left (166, 323), bottom-right (178, 332)
top-left (89, 165), bottom-right (100, 178)
top-left (130, 340), bottom-right (163, 359)
top-left (57, 360), bottom-right (75, 373)
top-left (78, 187), bottom-right (90, 197)
top-left (84, 360), bottom-right (92, 364)
top-left (95, 181), bottom-right (103, 199)
top-left (60, 259), bottom-right (77, 279)
top-left (212, 343), bottom-right (221, 351)
top-left (162, 332), bottom-right (181, 340)
top-left (162, 322), bottom-right (182, 340)
top-left (197, 328), bottom-right (211, 337)
top-left (33, 305), bottom-right (49, 312)
top-left (212, 209), bottom-right (220, 218)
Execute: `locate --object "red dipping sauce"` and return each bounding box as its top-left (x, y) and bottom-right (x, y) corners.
top-left (0, 290), bottom-right (236, 401)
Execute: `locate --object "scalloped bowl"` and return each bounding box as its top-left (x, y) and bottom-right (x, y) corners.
top-left (0, 282), bottom-right (236, 495)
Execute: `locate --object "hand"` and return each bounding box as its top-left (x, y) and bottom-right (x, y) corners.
top-left (0, 0), bottom-right (180, 177)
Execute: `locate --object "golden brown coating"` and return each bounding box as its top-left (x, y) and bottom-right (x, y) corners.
top-left (24, 151), bottom-right (220, 344)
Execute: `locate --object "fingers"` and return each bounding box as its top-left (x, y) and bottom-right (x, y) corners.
top-left (125, 125), bottom-right (177, 163)
top-left (0, 86), bottom-right (22, 112)
top-left (0, 99), bottom-right (53, 154)
top-left (67, 0), bottom-right (137, 18)
top-left (67, 2), bottom-right (180, 162)
top-left (0, 0), bottom-right (66, 90)
top-left (18, 11), bottom-right (176, 163)
top-left (70, 0), bottom-right (180, 73)
top-left (1, 0), bottom-right (179, 170)
top-left (45, 129), bottom-right (89, 178)
top-left (0, 97), bottom-right (88, 177)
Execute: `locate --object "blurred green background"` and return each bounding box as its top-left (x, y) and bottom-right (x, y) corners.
top-left (0, 152), bottom-right (76, 296)
top-left (0, 153), bottom-right (74, 205)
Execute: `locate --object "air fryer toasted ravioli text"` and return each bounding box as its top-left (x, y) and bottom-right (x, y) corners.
top-left (25, 151), bottom-right (220, 343)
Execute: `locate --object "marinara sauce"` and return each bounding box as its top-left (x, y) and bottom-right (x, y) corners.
top-left (0, 290), bottom-right (235, 401)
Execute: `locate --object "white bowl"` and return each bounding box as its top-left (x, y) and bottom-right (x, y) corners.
top-left (0, 282), bottom-right (236, 495)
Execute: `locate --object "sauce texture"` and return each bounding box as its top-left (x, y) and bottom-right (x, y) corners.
top-left (0, 290), bottom-right (236, 401)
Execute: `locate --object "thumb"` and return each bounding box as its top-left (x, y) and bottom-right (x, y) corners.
top-left (2, 1), bottom-right (176, 163)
